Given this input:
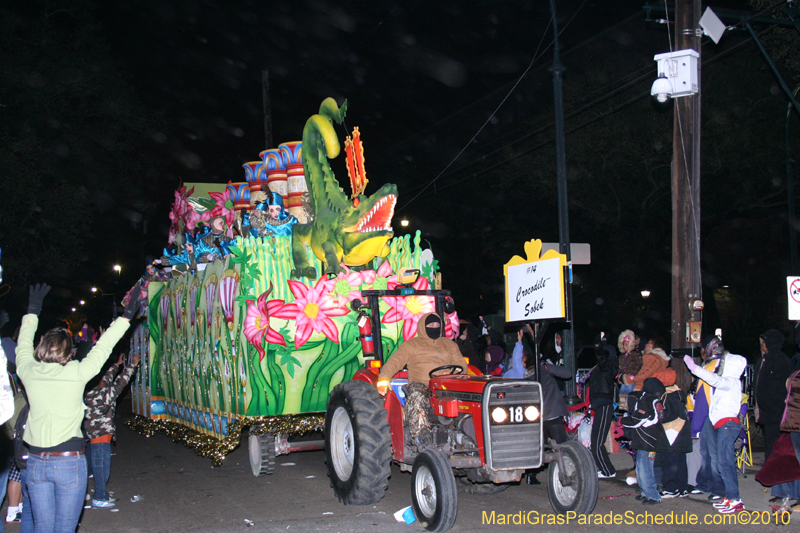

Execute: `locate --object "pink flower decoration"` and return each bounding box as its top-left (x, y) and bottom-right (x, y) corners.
top-left (244, 287), bottom-right (286, 362)
top-left (273, 278), bottom-right (350, 348)
top-left (186, 209), bottom-right (211, 232)
top-left (168, 185), bottom-right (196, 243)
top-left (324, 266), bottom-right (365, 308)
top-left (209, 181), bottom-right (237, 229)
top-left (361, 260), bottom-right (395, 290)
top-left (381, 276), bottom-right (435, 341)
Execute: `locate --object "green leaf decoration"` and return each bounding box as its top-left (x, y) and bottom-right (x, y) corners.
top-left (279, 347), bottom-right (302, 378)
top-left (235, 294), bottom-right (254, 308)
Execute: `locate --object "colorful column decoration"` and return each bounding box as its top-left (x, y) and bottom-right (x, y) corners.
top-left (261, 148), bottom-right (288, 203)
top-left (279, 141), bottom-right (309, 223)
top-left (243, 161), bottom-right (266, 193)
top-left (226, 182), bottom-right (251, 212)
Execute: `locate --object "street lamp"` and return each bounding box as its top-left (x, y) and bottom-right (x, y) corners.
top-left (641, 290), bottom-right (651, 300)
top-left (113, 265), bottom-right (121, 279)
top-left (91, 287), bottom-right (97, 293)
top-left (79, 300), bottom-right (85, 306)
top-left (400, 219), bottom-right (409, 227)
top-left (71, 308), bottom-right (76, 312)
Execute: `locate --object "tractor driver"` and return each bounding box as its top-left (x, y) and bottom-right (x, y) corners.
top-left (376, 312), bottom-right (467, 444)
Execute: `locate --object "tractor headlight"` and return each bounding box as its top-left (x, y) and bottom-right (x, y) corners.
top-left (491, 407), bottom-right (508, 424)
top-left (524, 406), bottom-right (540, 422)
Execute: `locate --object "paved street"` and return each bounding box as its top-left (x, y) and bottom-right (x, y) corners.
top-left (2, 401), bottom-right (792, 533)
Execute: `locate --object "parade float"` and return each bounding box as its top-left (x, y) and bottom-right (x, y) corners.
top-left (127, 99), bottom-right (597, 531)
top-left (127, 98), bottom-right (458, 472)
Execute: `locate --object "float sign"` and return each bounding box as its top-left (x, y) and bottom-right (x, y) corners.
top-left (787, 276), bottom-right (800, 320)
top-left (505, 240), bottom-right (567, 322)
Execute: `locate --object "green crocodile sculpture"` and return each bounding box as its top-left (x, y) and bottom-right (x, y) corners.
top-left (291, 98), bottom-right (398, 278)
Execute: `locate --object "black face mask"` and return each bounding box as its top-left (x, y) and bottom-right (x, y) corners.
top-left (426, 326), bottom-right (441, 340)
top-left (424, 315), bottom-right (442, 340)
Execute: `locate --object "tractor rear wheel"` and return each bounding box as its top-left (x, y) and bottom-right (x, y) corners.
top-left (546, 440), bottom-right (598, 515)
top-left (325, 380), bottom-right (391, 505)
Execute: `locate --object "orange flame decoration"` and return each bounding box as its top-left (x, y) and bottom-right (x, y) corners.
top-left (344, 127), bottom-right (368, 199)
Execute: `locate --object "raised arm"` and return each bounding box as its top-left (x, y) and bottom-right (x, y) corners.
top-left (75, 285), bottom-right (140, 381)
top-left (16, 284), bottom-right (52, 378)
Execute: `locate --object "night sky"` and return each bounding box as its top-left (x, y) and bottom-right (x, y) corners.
top-left (95, 0), bottom-right (648, 180)
top-left (3, 0), bottom-right (794, 357)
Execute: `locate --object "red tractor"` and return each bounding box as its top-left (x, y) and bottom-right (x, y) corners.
top-left (324, 287), bottom-right (598, 532)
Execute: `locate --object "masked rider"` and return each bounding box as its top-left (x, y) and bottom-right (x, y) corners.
top-left (377, 313), bottom-right (467, 444)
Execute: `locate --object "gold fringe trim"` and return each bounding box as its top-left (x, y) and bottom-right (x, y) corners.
top-left (124, 414), bottom-right (325, 466)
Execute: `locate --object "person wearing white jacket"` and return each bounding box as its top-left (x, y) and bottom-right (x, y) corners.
top-left (684, 351), bottom-right (747, 514)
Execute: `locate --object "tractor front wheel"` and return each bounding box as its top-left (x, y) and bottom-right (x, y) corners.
top-left (546, 440), bottom-right (598, 515)
top-left (411, 449), bottom-right (458, 532)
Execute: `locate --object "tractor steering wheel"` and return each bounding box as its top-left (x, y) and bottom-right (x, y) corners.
top-left (428, 365), bottom-right (465, 379)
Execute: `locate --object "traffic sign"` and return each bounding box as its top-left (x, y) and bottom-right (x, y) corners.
top-left (787, 277), bottom-right (800, 319)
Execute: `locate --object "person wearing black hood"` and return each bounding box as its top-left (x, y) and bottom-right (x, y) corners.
top-left (622, 377), bottom-right (666, 505)
top-left (588, 332), bottom-right (619, 479)
top-left (456, 320), bottom-right (482, 373)
top-left (754, 329), bottom-right (794, 462)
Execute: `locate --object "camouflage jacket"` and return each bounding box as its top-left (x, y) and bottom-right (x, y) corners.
top-left (83, 363), bottom-right (136, 440)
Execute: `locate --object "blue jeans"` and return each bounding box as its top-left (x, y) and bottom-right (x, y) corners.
top-left (26, 453), bottom-right (87, 533)
top-left (90, 442), bottom-right (111, 501)
top-left (695, 418), bottom-right (725, 496)
top-left (619, 383), bottom-right (634, 395)
top-left (713, 420), bottom-right (741, 501)
top-left (636, 449), bottom-right (660, 501)
top-left (19, 468), bottom-right (33, 533)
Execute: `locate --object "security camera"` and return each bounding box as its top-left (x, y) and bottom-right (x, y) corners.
top-left (651, 75), bottom-right (673, 103)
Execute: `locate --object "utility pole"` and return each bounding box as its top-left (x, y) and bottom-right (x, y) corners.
top-left (787, 85), bottom-right (800, 275)
top-left (671, 0), bottom-right (702, 354)
top-left (262, 69), bottom-right (273, 149)
top-left (548, 0), bottom-right (577, 402)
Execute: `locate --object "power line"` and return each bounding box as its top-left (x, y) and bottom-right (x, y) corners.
top-left (400, 23), bottom-right (765, 201)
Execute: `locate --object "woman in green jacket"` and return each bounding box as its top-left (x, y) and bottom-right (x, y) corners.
top-left (16, 283), bottom-right (139, 533)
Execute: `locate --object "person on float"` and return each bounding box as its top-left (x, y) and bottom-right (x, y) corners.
top-left (194, 217), bottom-right (236, 261)
top-left (241, 201), bottom-right (270, 238)
top-left (159, 233), bottom-right (199, 272)
top-left (16, 283), bottom-right (138, 532)
top-left (262, 192), bottom-right (298, 236)
top-left (376, 313), bottom-right (466, 444)
top-left (241, 192), bottom-right (297, 239)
